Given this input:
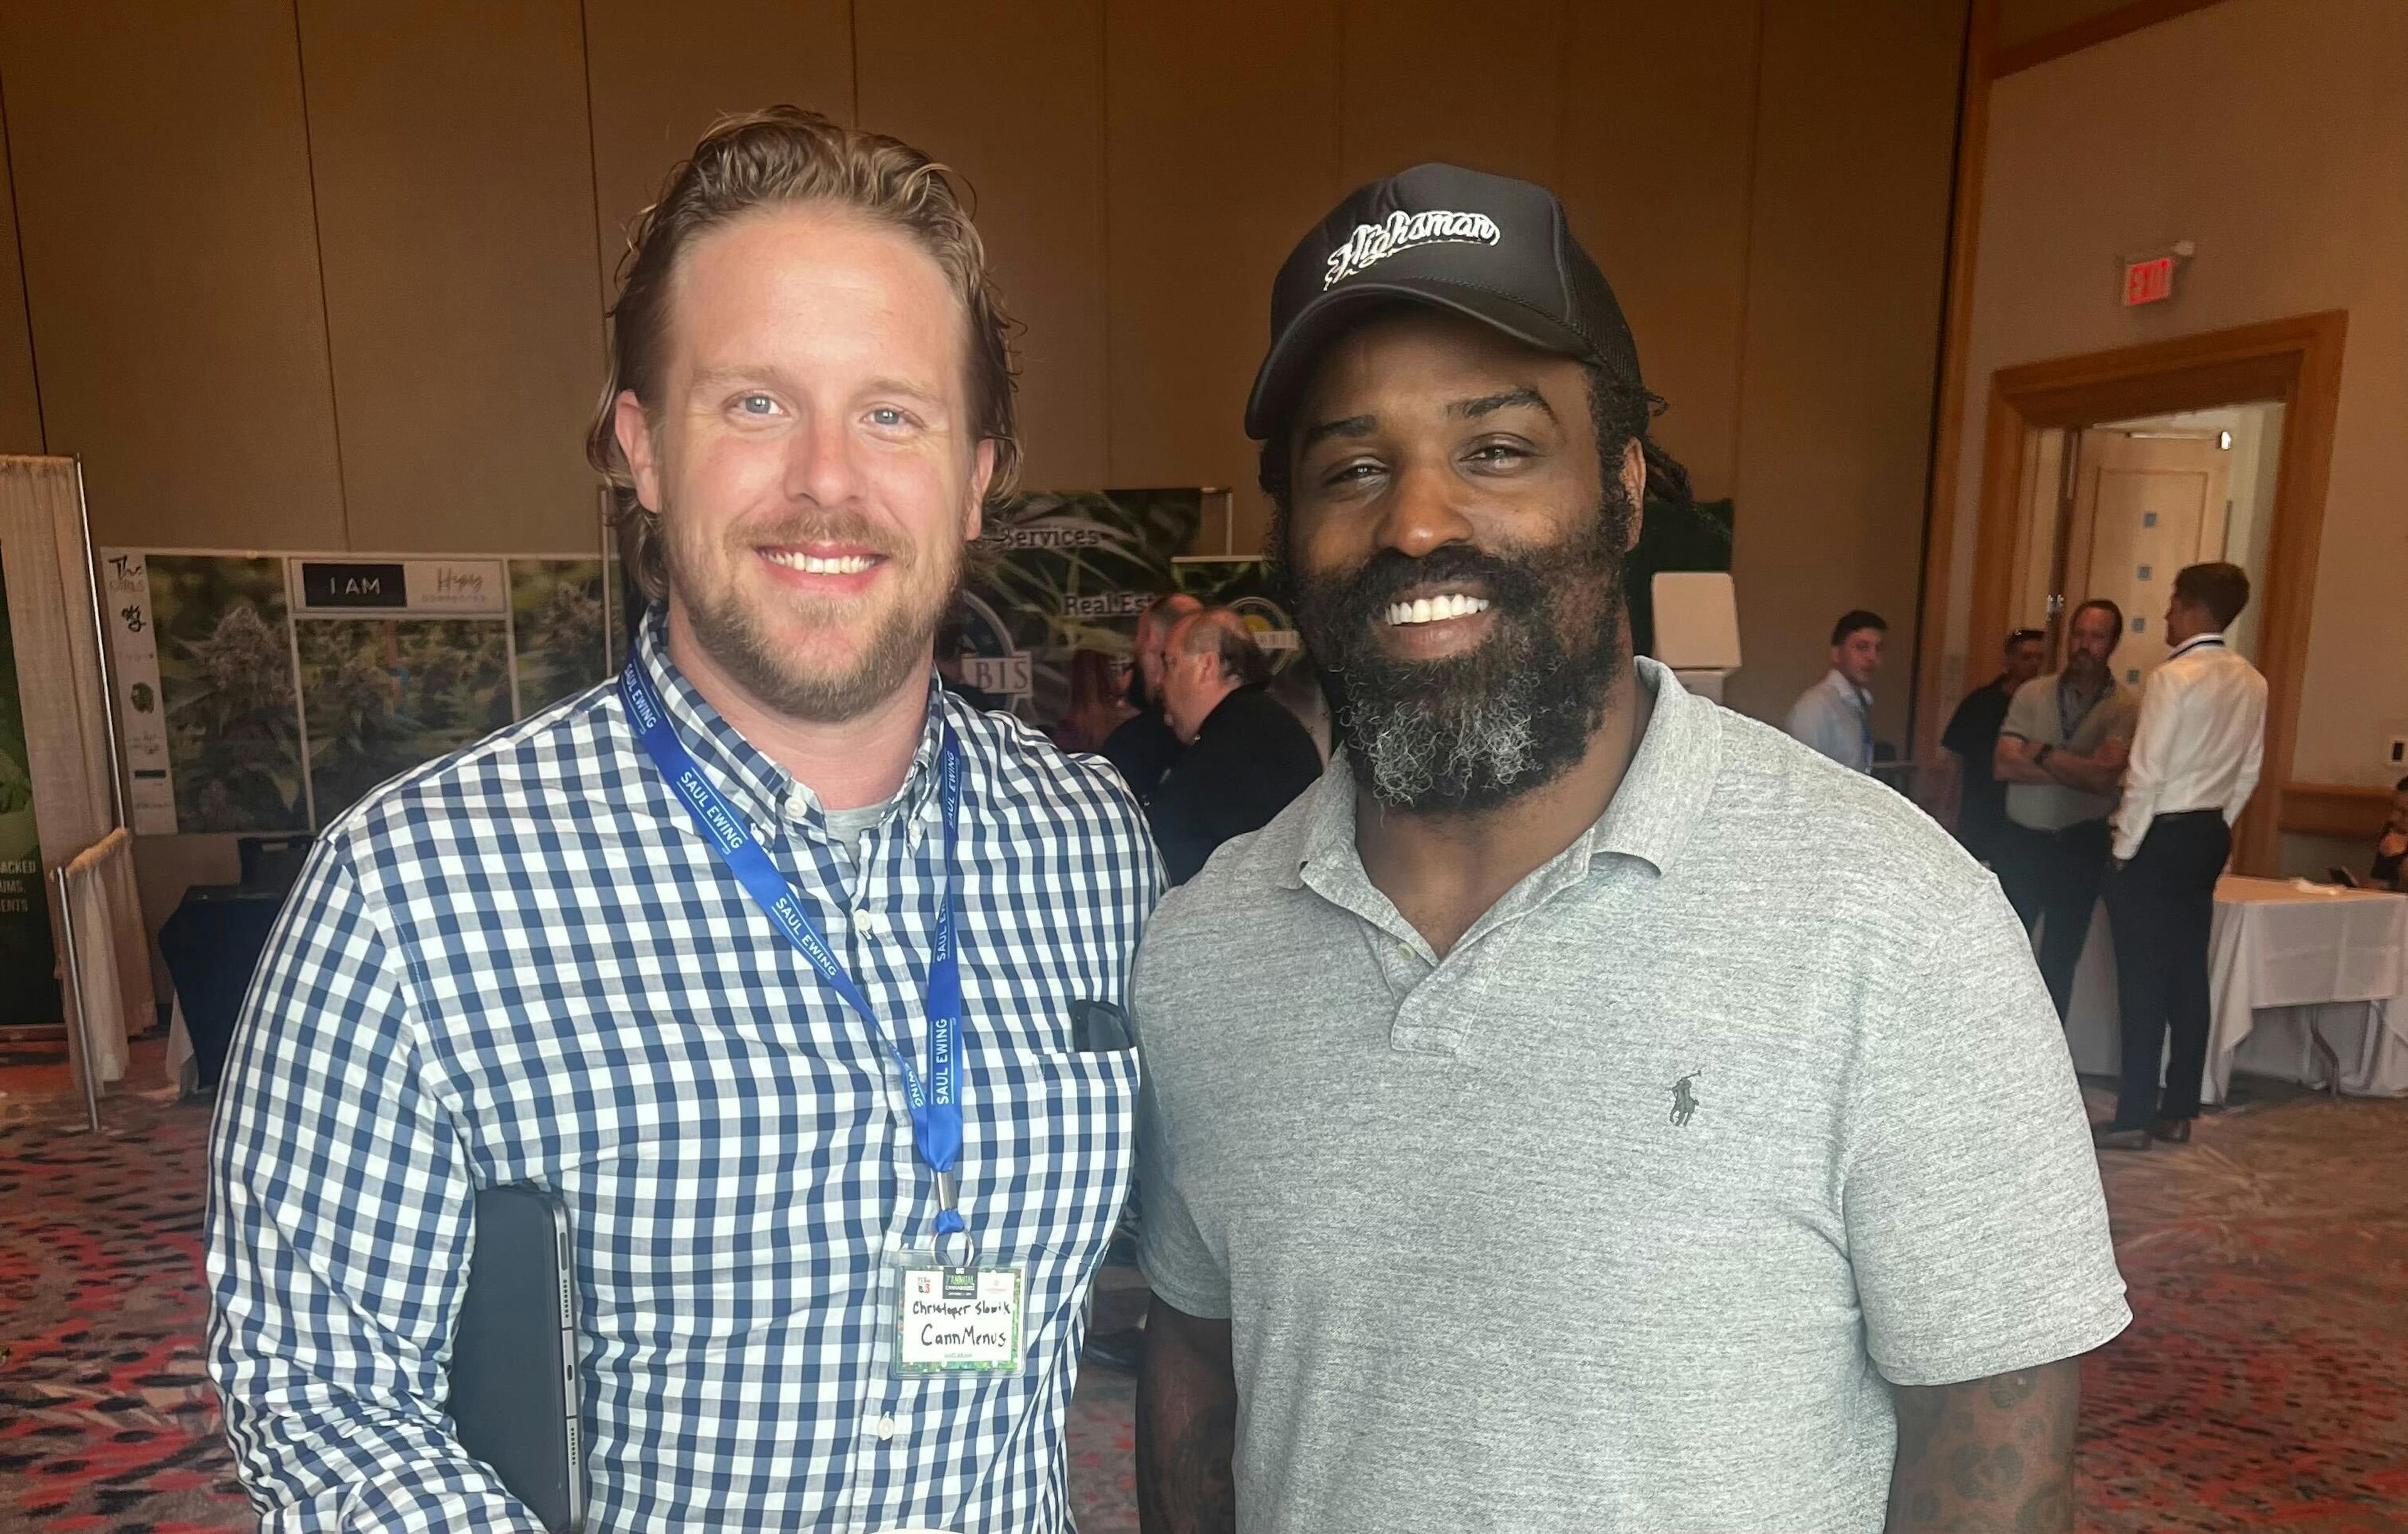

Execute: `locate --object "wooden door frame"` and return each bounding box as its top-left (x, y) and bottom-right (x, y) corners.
top-left (1958, 310), bottom-right (2347, 874)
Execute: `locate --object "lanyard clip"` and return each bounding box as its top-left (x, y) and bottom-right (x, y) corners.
top-left (936, 1168), bottom-right (959, 1214)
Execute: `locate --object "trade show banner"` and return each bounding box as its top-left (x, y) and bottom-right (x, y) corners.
top-left (956, 489), bottom-right (1297, 727)
top-left (97, 494), bottom-right (1287, 833)
top-left (290, 559), bottom-right (520, 825)
top-left (102, 549), bottom-right (612, 834)
top-left (513, 559), bottom-right (611, 716)
top-left (0, 541), bottom-right (63, 1025)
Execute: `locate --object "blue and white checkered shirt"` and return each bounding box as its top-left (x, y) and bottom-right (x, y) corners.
top-left (206, 613), bottom-right (1158, 1533)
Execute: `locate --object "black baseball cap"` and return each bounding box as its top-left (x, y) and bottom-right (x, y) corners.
top-left (1245, 162), bottom-right (1645, 440)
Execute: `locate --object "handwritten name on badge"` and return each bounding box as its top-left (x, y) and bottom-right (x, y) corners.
top-left (895, 1267), bottom-right (1023, 1375)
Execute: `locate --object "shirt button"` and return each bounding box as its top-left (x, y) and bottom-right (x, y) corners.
top-left (784, 788), bottom-right (814, 823)
top-left (862, 910), bottom-right (890, 937)
top-left (874, 1414), bottom-right (898, 1441)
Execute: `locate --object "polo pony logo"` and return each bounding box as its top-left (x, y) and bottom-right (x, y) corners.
top-left (1324, 209), bottom-right (1503, 287)
top-left (1670, 1067), bottom-right (1703, 1128)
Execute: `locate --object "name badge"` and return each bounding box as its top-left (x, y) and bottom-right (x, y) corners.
top-left (894, 1262), bottom-right (1025, 1376)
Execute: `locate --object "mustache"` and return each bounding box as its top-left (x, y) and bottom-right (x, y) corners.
top-left (733, 508), bottom-right (906, 559)
top-left (1304, 544), bottom-right (1551, 632)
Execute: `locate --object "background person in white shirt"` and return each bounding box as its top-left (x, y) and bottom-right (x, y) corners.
top-left (1784, 610), bottom-right (1885, 772)
top-left (2096, 562), bottom-right (2268, 1150)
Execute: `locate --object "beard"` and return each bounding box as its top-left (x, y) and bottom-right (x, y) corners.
top-left (1294, 507), bottom-right (1629, 814)
top-left (662, 504), bottom-right (959, 724)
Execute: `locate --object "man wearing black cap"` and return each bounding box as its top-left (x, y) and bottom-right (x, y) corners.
top-left (1130, 164), bottom-right (2125, 1534)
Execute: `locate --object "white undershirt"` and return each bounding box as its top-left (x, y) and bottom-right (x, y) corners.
top-left (821, 799), bottom-right (890, 865)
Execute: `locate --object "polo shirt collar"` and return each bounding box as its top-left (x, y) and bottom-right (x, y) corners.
top-left (633, 605), bottom-right (946, 834)
top-left (1583, 659), bottom-right (1720, 875)
top-left (1272, 657), bottom-right (1721, 894)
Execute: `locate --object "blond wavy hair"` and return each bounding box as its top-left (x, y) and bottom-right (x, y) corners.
top-left (587, 106), bottom-right (1021, 601)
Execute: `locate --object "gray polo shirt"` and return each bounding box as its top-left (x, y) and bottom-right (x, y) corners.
top-left (1999, 673), bottom-right (2140, 833)
top-left (1134, 659), bottom-right (2127, 1534)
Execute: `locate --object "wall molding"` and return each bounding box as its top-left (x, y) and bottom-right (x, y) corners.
top-left (1990, 0), bottom-right (2231, 78)
top-left (1909, 0), bottom-right (1996, 766)
top-left (2278, 782), bottom-right (2395, 842)
top-left (1956, 310), bottom-right (2348, 877)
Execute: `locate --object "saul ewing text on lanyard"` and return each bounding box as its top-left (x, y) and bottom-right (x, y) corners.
top-left (620, 657), bottom-right (976, 1262)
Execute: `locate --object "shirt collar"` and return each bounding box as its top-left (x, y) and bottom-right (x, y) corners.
top-left (2168, 630), bottom-right (2228, 660)
top-left (630, 605), bottom-right (948, 834)
top-left (1825, 668), bottom-right (1871, 707)
top-left (1195, 683), bottom-right (1255, 738)
top-left (1272, 657), bottom-right (1722, 893)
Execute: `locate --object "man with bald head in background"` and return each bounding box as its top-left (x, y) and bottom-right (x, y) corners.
top-left (1144, 607), bottom-right (1322, 884)
top-left (1105, 592), bottom-right (1204, 798)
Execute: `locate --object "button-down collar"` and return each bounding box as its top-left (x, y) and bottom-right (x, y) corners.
top-left (1275, 658), bottom-right (1721, 904)
top-left (1823, 667), bottom-right (1872, 716)
top-left (633, 606), bottom-right (948, 840)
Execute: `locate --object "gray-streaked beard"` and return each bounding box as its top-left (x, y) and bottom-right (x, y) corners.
top-left (1299, 521), bottom-right (1627, 815)
top-left (1351, 650), bottom-right (1546, 809)
top-left (665, 509), bottom-right (958, 724)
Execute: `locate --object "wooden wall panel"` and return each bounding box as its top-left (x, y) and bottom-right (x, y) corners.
top-left (300, 1), bottom-right (603, 554)
top-left (1995, 0), bottom-right (2145, 48)
top-left (0, 1), bottom-right (342, 547)
top-left (857, 1), bottom-right (1109, 493)
top-left (1336, 0), bottom-right (1568, 190)
top-left (1556, 0), bottom-right (1762, 504)
top-left (0, 92), bottom-right (41, 455)
top-left (581, 0), bottom-right (855, 290)
top-left (1106, 0), bottom-right (1344, 556)
top-left (1725, 0), bottom-right (1968, 729)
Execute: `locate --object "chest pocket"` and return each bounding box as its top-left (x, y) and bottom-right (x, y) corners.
top-left (959, 1025), bottom-right (1138, 1261)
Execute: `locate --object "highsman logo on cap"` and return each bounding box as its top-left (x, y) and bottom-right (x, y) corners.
top-left (1323, 209), bottom-right (1503, 288)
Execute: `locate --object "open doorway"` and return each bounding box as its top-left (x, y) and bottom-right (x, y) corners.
top-left (2005, 402), bottom-right (2284, 684)
top-left (1951, 312), bottom-right (2347, 873)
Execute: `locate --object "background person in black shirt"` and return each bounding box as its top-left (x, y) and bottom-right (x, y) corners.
top-left (1148, 607), bottom-right (1323, 883)
top-left (1101, 591), bottom-right (1201, 798)
top-left (1941, 627), bottom-right (2046, 865)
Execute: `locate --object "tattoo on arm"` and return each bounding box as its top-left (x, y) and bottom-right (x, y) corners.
top-left (1886, 1358), bottom-right (2079, 1533)
top-left (1136, 1295), bottom-right (1238, 1534)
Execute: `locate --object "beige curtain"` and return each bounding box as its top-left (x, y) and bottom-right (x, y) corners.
top-left (0, 457), bottom-right (117, 863)
top-left (60, 830), bottom-right (140, 1084)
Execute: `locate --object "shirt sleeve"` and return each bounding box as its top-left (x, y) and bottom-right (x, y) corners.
top-left (2113, 667), bottom-right (2182, 860)
top-left (1940, 694), bottom-right (1981, 758)
top-left (2226, 679), bottom-right (2266, 825)
top-left (1129, 939), bottom-right (1233, 1320)
top-left (1785, 689), bottom-right (1846, 766)
top-left (205, 837), bottom-right (547, 1533)
top-left (1842, 875), bottom-right (2131, 1387)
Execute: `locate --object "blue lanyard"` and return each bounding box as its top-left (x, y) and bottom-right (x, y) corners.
top-left (620, 658), bottom-right (969, 1243)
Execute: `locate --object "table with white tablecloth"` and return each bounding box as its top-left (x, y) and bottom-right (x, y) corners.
top-left (2063, 875), bottom-right (2408, 1103)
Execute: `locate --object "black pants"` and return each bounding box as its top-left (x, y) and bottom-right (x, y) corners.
top-left (1995, 818), bottom-right (2112, 1020)
top-left (2103, 811), bottom-right (2229, 1129)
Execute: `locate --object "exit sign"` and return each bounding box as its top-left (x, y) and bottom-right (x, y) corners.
top-left (2122, 254), bottom-right (2177, 306)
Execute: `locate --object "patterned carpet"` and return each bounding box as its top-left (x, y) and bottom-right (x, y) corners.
top-left (1, 1070), bottom-right (2400, 1532)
